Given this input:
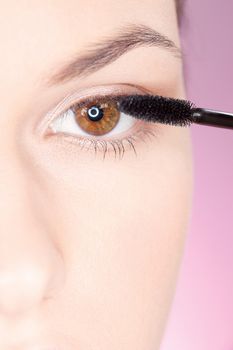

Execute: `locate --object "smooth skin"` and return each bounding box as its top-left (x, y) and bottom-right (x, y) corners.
top-left (0, 0), bottom-right (193, 349)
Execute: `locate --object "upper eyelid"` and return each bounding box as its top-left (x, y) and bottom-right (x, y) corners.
top-left (36, 83), bottom-right (151, 136)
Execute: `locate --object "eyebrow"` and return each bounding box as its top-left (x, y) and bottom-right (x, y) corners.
top-left (42, 23), bottom-right (182, 87)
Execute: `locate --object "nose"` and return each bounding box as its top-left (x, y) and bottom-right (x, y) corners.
top-left (0, 144), bottom-right (65, 318)
top-left (0, 234), bottom-right (64, 316)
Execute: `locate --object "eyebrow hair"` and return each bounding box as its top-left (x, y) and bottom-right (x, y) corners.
top-left (43, 23), bottom-right (182, 87)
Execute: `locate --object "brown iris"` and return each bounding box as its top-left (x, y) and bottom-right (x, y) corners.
top-left (73, 99), bottom-right (120, 136)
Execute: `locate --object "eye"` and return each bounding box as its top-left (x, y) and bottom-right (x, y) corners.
top-left (49, 97), bottom-right (136, 137)
top-left (45, 89), bottom-right (158, 160)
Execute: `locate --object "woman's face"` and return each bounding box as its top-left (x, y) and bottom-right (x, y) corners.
top-left (0, 0), bottom-right (193, 349)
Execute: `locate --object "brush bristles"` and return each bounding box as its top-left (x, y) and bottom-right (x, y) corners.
top-left (117, 94), bottom-right (196, 126)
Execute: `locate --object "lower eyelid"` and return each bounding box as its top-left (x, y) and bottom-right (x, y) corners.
top-left (45, 123), bottom-right (160, 160)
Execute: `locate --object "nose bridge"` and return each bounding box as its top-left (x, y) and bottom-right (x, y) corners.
top-left (0, 141), bottom-right (65, 317)
top-left (0, 140), bottom-right (36, 227)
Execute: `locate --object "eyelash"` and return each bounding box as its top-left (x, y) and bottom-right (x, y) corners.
top-left (46, 92), bottom-right (159, 161)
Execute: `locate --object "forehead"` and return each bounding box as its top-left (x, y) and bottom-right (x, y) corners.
top-left (0, 0), bottom-right (180, 119)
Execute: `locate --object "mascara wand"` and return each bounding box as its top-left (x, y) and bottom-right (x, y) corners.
top-left (191, 108), bottom-right (233, 129)
top-left (116, 94), bottom-right (233, 130)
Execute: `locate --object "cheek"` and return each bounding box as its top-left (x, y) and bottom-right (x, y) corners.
top-left (24, 125), bottom-right (193, 349)
top-left (31, 124), bottom-right (193, 255)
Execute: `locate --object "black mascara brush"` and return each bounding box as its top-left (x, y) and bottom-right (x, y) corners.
top-left (116, 94), bottom-right (233, 130)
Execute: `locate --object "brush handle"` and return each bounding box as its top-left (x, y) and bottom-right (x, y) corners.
top-left (192, 108), bottom-right (233, 129)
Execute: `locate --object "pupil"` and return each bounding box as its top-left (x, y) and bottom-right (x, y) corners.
top-left (87, 105), bottom-right (104, 121)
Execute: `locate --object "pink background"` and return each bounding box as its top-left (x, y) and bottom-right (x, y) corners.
top-left (160, 0), bottom-right (233, 349)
